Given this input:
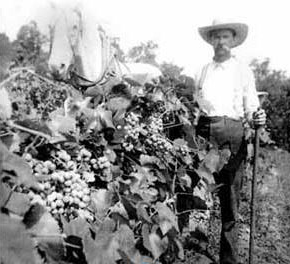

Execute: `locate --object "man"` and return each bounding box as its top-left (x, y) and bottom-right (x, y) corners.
top-left (194, 19), bottom-right (266, 264)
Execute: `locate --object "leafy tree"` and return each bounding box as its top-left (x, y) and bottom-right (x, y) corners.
top-left (111, 37), bottom-right (126, 63)
top-left (160, 62), bottom-right (184, 80)
top-left (126, 40), bottom-right (159, 66)
top-left (11, 21), bottom-right (50, 76)
top-left (251, 59), bottom-right (290, 150)
top-left (0, 33), bottom-right (14, 81)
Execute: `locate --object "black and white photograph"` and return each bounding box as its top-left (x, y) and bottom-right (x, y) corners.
top-left (0, 0), bottom-right (289, 263)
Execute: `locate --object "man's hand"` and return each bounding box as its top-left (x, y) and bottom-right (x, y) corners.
top-left (252, 108), bottom-right (266, 126)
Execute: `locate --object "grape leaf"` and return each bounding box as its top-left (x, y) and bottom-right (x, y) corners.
top-left (174, 238), bottom-right (184, 260)
top-left (121, 196), bottom-right (138, 220)
top-left (23, 203), bottom-right (45, 228)
top-left (142, 223), bottom-right (152, 252)
top-left (202, 149), bottom-right (222, 173)
top-left (137, 202), bottom-right (152, 223)
top-left (5, 190), bottom-right (30, 216)
top-left (149, 231), bottom-right (168, 260)
top-left (83, 227), bottom-right (119, 264)
top-left (115, 225), bottom-right (136, 256)
top-left (0, 181), bottom-right (10, 207)
top-left (98, 218), bottom-right (116, 233)
top-left (155, 202), bottom-right (179, 235)
top-left (1, 133), bottom-right (21, 153)
top-left (173, 138), bottom-right (188, 148)
top-left (0, 213), bottom-right (36, 264)
top-left (0, 87), bottom-right (12, 120)
top-left (109, 201), bottom-right (129, 219)
top-left (195, 167), bottom-right (215, 185)
top-left (47, 114), bottom-right (76, 135)
top-left (90, 189), bottom-right (113, 219)
top-left (130, 166), bottom-right (157, 194)
top-left (106, 96), bottom-right (131, 119)
top-left (0, 141), bottom-right (38, 188)
top-left (37, 236), bottom-right (66, 263)
top-left (28, 210), bottom-right (60, 236)
top-left (140, 154), bottom-right (160, 166)
top-left (61, 216), bottom-right (90, 238)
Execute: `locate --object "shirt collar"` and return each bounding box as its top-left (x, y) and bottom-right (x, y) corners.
top-left (212, 56), bottom-right (236, 69)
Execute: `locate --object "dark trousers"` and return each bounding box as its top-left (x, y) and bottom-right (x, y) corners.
top-left (196, 116), bottom-right (247, 264)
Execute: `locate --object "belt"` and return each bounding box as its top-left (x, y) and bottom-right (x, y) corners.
top-left (200, 115), bottom-right (242, 123)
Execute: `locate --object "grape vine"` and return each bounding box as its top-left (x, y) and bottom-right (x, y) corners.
top-left (0, 69), bottom-right (224, 264)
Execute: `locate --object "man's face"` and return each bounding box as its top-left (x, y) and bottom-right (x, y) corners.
top-left (210, 29), bottom-right (235, 57)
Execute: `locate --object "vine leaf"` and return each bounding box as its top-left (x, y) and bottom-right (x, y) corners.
top-left (0, 181), bottom-right (10, 207)
top-left (202, 148), bottom-right (231, 173)
top-left (5, 190), bottom-right (30, 216)
top-left (0, 87), bottom-right (12, 120)
top-left (142, 223), bottom-right (152, 252)
top-left (195, 167), bottom-right (215, 185)
top-left (149, 231), bottom-right (168, 260)
top-left (61, 215), bottom-right (90, 238)
top-left (155, 202), bottom-right (179, 235)
top-left (140, 154), bottom-right (160, 166)
top-left (37, 236), bottom-right (66, 263)
top-left (174, 238), bottom-right (185, 260)
top-left (0, 213), bottom-right (36, 264)
top-left (121, 196), bottom-right (138, 220)
top-left (137, 202), bottom-right (152, 223)
top-left (106, 96), bottom-right (131, 120)
top-left (0, 141), bottom-right (38, 188)
top-left (83, 225), bottom-right (119, 264)
top-left (28, 210), bottom-right (60, 236)
top-left (47, 113), bottom-right (76, 135)
top-left (90, 189), bottom-right (113, 219)
top-left (23, 203), bottom-right (46, 228)
top-left (115, 225), bottom-right (136, 257)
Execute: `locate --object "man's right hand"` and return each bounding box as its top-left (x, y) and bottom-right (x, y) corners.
top-left (252, 108), bottom-right (266, 126)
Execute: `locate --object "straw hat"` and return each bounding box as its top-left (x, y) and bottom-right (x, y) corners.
top-left (198, 19), bottom-right (248, 48)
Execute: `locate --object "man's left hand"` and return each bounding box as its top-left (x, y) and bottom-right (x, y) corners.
top-left (253, 108), bottom-right (266, 126)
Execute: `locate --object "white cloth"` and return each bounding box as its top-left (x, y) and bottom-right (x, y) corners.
top-left (195, 56), bottom-right (260, 120)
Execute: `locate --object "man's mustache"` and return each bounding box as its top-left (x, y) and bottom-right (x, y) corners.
top-left (215, 44), bottom-right (231, 51)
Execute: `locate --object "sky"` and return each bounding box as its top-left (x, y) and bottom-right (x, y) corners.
top-left (1, 0), bottom-right (290, 77)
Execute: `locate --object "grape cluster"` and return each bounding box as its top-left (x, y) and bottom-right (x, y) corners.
top-left (4, 70), bottom-right (69, 120)
top-left (122, 112), bottom-right (142, 152)
top-left (153, 101), bottom-right (166, 114)
top-left (145, 134), bottom-right (173, 156)
top-left (162, 111), bottom-right (176, 125)
top-left (175, 144), bottom-right (190, 156)
top-left (147, 115), bottom-right (163, 134)
top-left (189, 210), bottom-right (211, 234)
top-left (24, 149), bottom-right (95, 220)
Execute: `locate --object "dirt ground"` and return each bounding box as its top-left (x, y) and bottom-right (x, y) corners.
top-left (175, 147), bottom-right (290, 264)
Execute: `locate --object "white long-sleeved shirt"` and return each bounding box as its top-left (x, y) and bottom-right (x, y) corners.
top-left (195, 56), bottom-right (260, 120)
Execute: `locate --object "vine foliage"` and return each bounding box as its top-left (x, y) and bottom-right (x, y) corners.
top-left (0, 69), bottom-right (228, 264)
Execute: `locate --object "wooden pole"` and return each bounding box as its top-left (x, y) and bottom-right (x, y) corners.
top-left (248, 126), bottom-right (261, 264)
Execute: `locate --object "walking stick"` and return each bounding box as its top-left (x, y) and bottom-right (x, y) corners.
top-left (248, 124), bottom-right (261, 264)
top-left (248, 93), bottom-right (268, 264)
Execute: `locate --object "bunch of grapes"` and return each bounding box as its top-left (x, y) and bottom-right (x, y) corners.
top-left (174, 144), bottom-right (190, 156)
top-left (4, 69), bottom-right (69, 120)
top-left (145, 134), bottom-right (174, 157)
top-left (162, 111), bottom-right (176, 125)
top-left (122, 112), bottom-right (142, 152)
top-left (189, 210), bottom-right (211, 234)
top-left (24, 148), bottom-right (95, 220)
top-left (147, 115), bottom-right (163, 134)
top-left (153, 101), bottom-right (166, 114)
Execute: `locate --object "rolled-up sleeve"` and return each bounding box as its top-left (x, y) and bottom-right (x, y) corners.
top-left (242, 66), bottom-right (260, 121)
